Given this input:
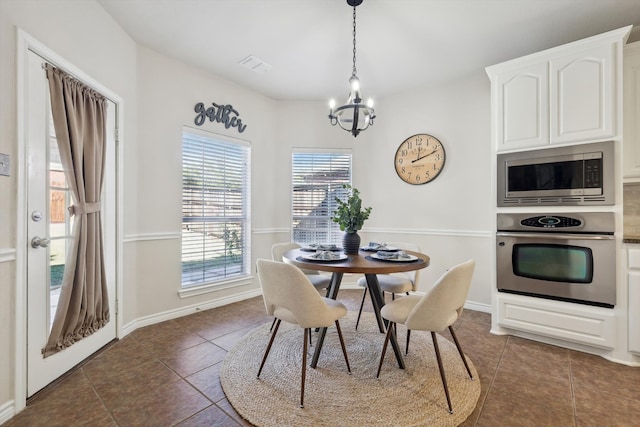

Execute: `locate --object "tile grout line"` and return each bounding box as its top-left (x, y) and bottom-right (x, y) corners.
top-left (140, 322), bottom-right (247, 426)
top-left (568, 351), bottom-right (579, 427)
top-left (81, 366), bottom-right (121, 426)
top-left (472, 334), bottom-right (510, 426)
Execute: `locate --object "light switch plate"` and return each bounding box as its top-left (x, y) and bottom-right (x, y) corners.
top-left (0, 153), bottom-right (10, 176)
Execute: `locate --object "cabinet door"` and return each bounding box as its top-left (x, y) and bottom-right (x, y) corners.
top-left (550, 43), bottom-right (615, 144)
top-left (629, 271), bottom-right (640, 354)
top-left (623, 42), bottom-right (640, 179)
top-left (496, 63), bottom-right (549, 151)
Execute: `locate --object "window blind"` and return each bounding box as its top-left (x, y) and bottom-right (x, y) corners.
top-left (182, 129), bottom-right (250, 288)
top-left (291, 151), bottom-right (352, 245)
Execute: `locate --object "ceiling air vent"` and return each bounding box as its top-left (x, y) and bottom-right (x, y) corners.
top-left (238, 55), bottom-right (272, 74)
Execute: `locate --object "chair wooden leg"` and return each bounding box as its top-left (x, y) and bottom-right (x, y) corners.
top-left (355, 287), bottom-right (368, 330)
top-left (376, 322), bottom-right (394, 378)
top-left (432, 332), bottom-right (453, 414)
top-left (448, 326), bottom-right (473, 380)
top-left (300, 328), bottom-right (308, 408)
top-left (258, 319), bottom-right (281, 378)
top-left (405, 330), bottom-right (411, 355)
top-left (308, 328), bottom-right (313, 347)
top-left (334, 320), bottom-right (351, 373)
top-left (269, 317), bottom-right (277, 332)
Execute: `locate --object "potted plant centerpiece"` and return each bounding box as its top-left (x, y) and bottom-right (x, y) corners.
top-left (331, 184), bottom-right (372, 254)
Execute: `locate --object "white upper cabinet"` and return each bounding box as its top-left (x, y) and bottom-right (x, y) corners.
top-left (495, 63), bottom-right (549, 149)
top-left (624, 41), bottom-right (640, 179)
top-left (550, 43), bottom-right (614, 144)
top-left (487, 26), bottom-right (631, 152)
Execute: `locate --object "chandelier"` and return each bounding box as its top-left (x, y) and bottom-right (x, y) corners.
top-left (328, 0), bottom-right (376, 138)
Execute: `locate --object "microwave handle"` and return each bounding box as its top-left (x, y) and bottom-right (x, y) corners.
top-left (496, 232), bottom-right (614, 240)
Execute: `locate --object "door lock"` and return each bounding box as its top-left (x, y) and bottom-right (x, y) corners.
top-left (31, 236), bottom-right (50, 248)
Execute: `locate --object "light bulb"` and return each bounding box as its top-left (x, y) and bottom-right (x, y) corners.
top-left (329, 99), bottom-right (336, 109)
top-left (367, 98), bottom-right (374, 108)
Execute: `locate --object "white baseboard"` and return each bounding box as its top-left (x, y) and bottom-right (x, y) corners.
top-left (463, 301), bottom-right (492, 313)
top-left (0, 400), bottom-right (14, 425)
top-left (121, 288), bottom-right (262, 337)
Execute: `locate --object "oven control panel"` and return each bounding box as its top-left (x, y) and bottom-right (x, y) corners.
top-left (520, 215), bottom-right (582, 228)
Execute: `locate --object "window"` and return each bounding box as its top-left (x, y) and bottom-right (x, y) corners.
top-left (181, 128), bottom-right (251, 288)
top-left (291, 150), bottom-right (352, 245)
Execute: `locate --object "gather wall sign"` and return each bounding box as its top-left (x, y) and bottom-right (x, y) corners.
top-left (194, 102), bottom-right (247, 133)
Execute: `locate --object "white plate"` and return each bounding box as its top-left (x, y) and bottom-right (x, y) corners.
top-left (370, 253), bottom-right (418, 262)
top-left (360, 246), bottom-right (398, 252)
top-left (301, 253), bottom-right (348, 262)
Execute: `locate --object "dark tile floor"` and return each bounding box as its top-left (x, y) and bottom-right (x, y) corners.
top-left (4, 289), bottom-right (640, 426)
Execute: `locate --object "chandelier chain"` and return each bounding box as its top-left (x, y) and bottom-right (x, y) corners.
top-left (352, 5), bottom-right (357, 77)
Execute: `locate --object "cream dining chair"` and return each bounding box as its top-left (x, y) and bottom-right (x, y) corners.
top-left (355, 242), bottom-right (422, 330)
top-left (271, 242), bottom-right (332, 294)
top-left (270, 242), bottom-right (333, 335)
top-left (376, 259), bottom-right (476, 414)
top-left (256, 259), bottom-right (351, 408)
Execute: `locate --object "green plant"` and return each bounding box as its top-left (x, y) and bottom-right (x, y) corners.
top-left (331, 184), bottom-right (372, 233)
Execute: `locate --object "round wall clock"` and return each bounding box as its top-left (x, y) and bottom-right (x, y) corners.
top-left (394, 133), bottom-right (446, 185)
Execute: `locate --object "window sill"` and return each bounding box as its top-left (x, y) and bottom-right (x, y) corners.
top-left (178, 275), bottom-right (254, 299)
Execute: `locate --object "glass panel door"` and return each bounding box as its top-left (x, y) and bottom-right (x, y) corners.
top-left (48, 121), bottom-right (74, 328)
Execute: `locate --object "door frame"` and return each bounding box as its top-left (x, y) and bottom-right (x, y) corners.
top-left (15, 29), bottom-right (124, 411)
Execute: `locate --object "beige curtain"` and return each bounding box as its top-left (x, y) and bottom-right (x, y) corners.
top-left (43, 64), bottom-right (110, 357)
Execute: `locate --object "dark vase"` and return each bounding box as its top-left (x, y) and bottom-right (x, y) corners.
top-left (342, 231), bottom-right (361, 255)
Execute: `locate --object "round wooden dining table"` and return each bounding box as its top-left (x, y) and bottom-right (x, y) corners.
top-left (283, 248), bottom-right (430, 369)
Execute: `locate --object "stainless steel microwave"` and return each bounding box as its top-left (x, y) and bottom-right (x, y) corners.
top-left (497, 141), bottom-right (614, 206)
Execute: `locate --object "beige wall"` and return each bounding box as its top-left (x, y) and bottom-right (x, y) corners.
top-left (0, 0), bottom-right (493, 419)
top-left (356, 75), bottom-right (493, 304)
top-left (130, 46), bottom-right (278, 319)
top-left (274, 76), bottom-right (493, 305)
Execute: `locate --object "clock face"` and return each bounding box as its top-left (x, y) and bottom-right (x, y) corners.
top-left (394, 134), bottom-right (446, 185)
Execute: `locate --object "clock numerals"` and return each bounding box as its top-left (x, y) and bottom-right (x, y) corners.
top-left (395, 133), bottom-right (446, 185)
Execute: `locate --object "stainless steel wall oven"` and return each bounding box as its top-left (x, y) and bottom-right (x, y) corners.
top-left (496, 212), bottom-right (615, 308)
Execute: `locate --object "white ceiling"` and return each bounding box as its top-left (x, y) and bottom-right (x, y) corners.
top-left (97, 0), bottom-right (640, 102)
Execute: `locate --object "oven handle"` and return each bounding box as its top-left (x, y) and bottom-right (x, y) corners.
top-left (496, 232), bottom-right (614, 240)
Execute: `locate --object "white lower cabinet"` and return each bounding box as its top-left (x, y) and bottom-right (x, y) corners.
top-left (496, 293), bottom-right (616, 349)
top-left (628, 248), bottom-right (640, 354)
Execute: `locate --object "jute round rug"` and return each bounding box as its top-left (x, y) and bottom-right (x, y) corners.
top-left (220, 312), bottom-right (480, 427)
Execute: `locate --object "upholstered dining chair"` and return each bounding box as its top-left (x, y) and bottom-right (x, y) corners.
top-left (355, 242), bottom-right (422, 330)
top-left (376, 259), bottom-right (476, 414)
top-left (256, 259), bottom-right (351, 408)
top-left (271, 242), bottom-right (332, 294)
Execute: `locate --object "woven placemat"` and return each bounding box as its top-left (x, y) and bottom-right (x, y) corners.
top-left (220, 312), bottom-right (480, 427)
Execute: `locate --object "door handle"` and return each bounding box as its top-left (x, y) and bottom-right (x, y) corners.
top-left (31, 236), bottom-right (50, 248)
